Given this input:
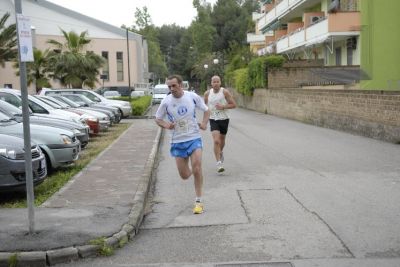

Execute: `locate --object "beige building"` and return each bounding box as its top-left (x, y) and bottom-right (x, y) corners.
top-left (1, 0), bottom-right (149, 93)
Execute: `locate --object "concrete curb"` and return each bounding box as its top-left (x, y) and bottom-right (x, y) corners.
top-left (0, 124), bottom-right (163, 267)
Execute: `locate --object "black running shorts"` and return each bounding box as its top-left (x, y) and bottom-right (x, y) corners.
top-left (209, 119), bottom-right (230, 135)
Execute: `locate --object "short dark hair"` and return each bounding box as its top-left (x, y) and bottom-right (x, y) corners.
top-left (167, 74), bottom-right (183, 84)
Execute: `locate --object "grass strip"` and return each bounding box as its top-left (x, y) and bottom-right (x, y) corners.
top-left (0, 122), bottom-right (131, 208)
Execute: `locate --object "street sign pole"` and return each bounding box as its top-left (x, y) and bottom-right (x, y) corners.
top-left (15, 0), bottom-right (35, 234)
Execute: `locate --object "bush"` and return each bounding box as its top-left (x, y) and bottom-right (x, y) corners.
top-left (113, 96), bottom-right (152, 116)
top-left (230, 55), bottom-right (286, 96)
top-left (131, 96), bottom-right (152, 116)
top-left (234, 68), bottom-right (252, 96)
top-left (248, 57), bottom-right (267, 89)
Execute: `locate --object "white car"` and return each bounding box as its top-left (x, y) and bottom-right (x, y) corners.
top-left (103, 91), bottom-right (121, 99)
top-left (130, 90), bottom-right (145, 98)
top-left (152, 84), bottom-right (169, 104)
top-left (39, 88), bottom-right (132, 118)
top-left (0, 88), bottom-right (83, 124)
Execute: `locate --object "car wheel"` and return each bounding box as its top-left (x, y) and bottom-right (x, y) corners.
top-left (118, 108), bottom-right (124, 119)
top-left (42, 150), bottom-right (53, 174)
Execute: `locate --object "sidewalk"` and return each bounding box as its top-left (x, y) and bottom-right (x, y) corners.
top-left (0, 118), bottom-right (161, 266)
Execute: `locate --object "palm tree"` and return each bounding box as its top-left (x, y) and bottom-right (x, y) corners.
top-left (14, 48), bottom-right (52, 93)
top-left (47, 29), bottom-right (104, 88)
top-left (0, 12), bottom-right (17, 67)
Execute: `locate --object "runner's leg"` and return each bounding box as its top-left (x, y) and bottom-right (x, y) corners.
top-left (190, 148), bottom-right (203, 198)
top-left (212, 130), bottom-right (222, 162)
top-left (175, 157), bottom-right (192, 180)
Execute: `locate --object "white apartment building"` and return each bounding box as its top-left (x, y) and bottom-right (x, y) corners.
top-left (0, 0), bottom-right (149, 92)
top-left (248, 0), bottom-right (360, 66)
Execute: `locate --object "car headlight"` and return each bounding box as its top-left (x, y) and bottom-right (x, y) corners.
top-left (60, 134), bottom-right (72, 145)
top-left (37, 146), bottom-right (43, 156)
top-left (73, 129), bottom-right (80, 135)
top-left (0, 148), bottom-right (17, 159)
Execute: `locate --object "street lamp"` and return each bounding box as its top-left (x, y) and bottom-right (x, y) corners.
top-left (203, 64), bottom-right (209, 91)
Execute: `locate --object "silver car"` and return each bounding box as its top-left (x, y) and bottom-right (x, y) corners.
top-left (0, 112), bottom-right (80, 169)
top-left (0, 134), bottom-right (47, 192)
top-left (40, 88), bottom-right (132, 118)
top-left (0, 99), bottom-right (90, 148)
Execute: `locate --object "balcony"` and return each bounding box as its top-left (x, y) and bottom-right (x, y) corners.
top-left (274, 12), bottom-right (360, 54)
top-left (257, 0), bottom-right (331, 34)
top-left (247, 33), bottom-right (267, 44)
top-left (252, 12), bottom-right (264, 21)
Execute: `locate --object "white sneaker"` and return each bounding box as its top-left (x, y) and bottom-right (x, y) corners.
top-left (217, 161), bottom-right (225, 173)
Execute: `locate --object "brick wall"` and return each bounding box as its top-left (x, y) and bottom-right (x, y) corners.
top-left (268, 66), bottom-right (360, 89)
top-left (233, 88), bottom-right (400, 143)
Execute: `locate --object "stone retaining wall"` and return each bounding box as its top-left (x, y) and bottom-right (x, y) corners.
top-left (232, 88), bottom-right (400, 143)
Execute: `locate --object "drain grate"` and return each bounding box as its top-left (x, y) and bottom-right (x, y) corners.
top-left (215, 262), bottom-right (293, 267)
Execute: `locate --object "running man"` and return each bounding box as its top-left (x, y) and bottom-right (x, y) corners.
top-left (155, 74), bottom-right (210, 214)
top-left (204, 75), bottom-right (236, 173)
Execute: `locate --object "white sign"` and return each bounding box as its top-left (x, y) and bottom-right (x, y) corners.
top-left (16, 14), bottom-right (34, 62)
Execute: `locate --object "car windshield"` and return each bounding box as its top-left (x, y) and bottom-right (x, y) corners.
top-left (28, 95), bottom-right (55, 111)
top-left (53, 96), bottom-right (81, 107)
top-left (63, 94), bottom-right (93, 105)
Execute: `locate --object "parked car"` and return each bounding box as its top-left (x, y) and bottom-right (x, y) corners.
top-left (0, 134), bottom-right (47, 192)
top-left (103, 91), bottom-right (121, 99)
top-left (39, 88), bottom-right (132, 118)
top-left (0, 89), bottom-right (100, 136)
top-left (0, 112), bottom-right (80, 169)
top-left (35, 95), bottom-right (110, 132)
top-left (0, 88), bottom-right (83, 123)
top-left (95, 86), bottom-right (133, 97)
top-left (130, 90), bottom-right (145, 98)
top-left (52, 94), bottom-right (121, 123)
top-left (0, 99), bottom-right (90, 148)
top-left (152, 84), bottom-right (170, 104)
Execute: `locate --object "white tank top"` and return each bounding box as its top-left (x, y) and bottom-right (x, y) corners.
top-left (208, 87), bottom-right (229, 120)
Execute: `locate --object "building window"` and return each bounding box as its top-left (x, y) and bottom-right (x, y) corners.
top-left (116, 52), bottom-right (124, 81)
top-left (101, 51), bottom-right (109, 81)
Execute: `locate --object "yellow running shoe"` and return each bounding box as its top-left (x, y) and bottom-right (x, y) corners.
top-left (193, 202), bottom-right (204, 214)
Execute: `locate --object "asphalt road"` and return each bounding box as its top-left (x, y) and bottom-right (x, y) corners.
top-left (58, 107), bottom-right (400, 267)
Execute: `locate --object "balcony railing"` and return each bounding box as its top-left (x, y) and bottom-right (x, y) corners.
top-left (247, 33), bottom-right (266, 43)
top-left (257, 0), bottom-right (303, 33)
top-left (274, 13), bottom-right (360, 54)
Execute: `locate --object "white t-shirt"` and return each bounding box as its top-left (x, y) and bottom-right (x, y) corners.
top-left (208, 87), bottom-right (229, 120)
top-left (155, 91), bottom-right (208, 144)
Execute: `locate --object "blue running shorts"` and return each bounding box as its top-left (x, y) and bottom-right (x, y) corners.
top-left (170, 138), bottom-right (203, 158)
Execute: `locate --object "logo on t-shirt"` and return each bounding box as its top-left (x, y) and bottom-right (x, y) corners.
top-left (177, 106), bottom-right (188, 116)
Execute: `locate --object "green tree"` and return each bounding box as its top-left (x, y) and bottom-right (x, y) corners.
top-left (192, 0), bottom-right (216, 56)
top-left (0, 12), bottom-right (17, 67)
top-left (130, 7), bottom-right (167, 83)
top-left (47, 29), bottom-right (104, 88)
top-left (158, 24), bottom-right (185, 75)
top-left (211, 0), bottom-right (256, 52)
top-left (14, 48), bottom-right (52, 93)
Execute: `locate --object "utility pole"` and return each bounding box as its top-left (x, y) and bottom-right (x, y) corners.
top-left (126, 28), bottom-right (132, 101)
top-left (14, 0), bottom-right (35, 233)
